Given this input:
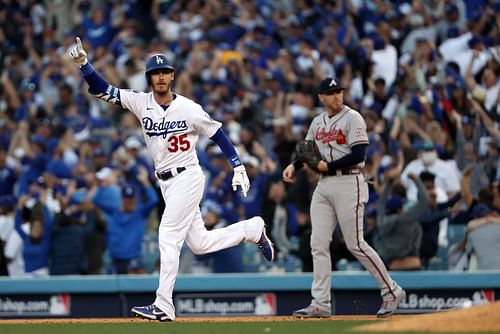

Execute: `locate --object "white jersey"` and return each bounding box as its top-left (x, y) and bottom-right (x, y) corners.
top-left (305, 105), bottom-right (369, 168)
top-left (119, 91), bottom-right (221, 172)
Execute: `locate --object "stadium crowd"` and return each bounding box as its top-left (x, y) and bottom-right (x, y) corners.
top-left (0, 0), bottom-right (499, 276)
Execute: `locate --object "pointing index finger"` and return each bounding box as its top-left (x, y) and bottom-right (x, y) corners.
top-left (76, 37), bottom-right (82, 49)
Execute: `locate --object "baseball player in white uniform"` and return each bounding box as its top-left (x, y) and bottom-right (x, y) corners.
top-left (283, 77), bottom-right (405, 318)
top-left (70, 38), bottom-right (274, 322)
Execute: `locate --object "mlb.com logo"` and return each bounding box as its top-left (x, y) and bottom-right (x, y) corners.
top-left (397, 290), bottom-right (495, 313)
top-left (175, 293), bottom-right (277, 316)
top-left (254, 293), bottom-right (276, 315)
top-left (0, 294), bottom-right (71, 317)
top-left (472, 290), bottom-right (495, 304)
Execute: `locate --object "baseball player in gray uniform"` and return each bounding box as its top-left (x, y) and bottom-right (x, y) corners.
top-left (69, 38), bottom-right (274, 322)
top-left (283, 77), bottom-right (405, 318)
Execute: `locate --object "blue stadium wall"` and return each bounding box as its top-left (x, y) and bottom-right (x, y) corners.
top-left (0, 271), bottom-right (499, 318)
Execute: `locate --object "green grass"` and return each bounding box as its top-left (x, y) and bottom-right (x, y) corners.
top-left (1, 320), bottom-right (498, 334)
top-left (0, 321), bottom-right (357, 334)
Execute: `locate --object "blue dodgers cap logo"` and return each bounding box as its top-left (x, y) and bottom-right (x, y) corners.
top-left (155, 55), bottom-right (164, 64)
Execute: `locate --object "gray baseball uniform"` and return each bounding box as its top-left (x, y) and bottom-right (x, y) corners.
top-left (305, 105), bottom-right (399, 311)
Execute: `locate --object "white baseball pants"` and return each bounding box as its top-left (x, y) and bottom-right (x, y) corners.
top-left (153, 166), bottom-right (263, 320)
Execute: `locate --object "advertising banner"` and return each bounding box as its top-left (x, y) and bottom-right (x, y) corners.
top-left (0, 294), bottom-right (70, 317)
top-left (174, 293), bottom-right (277, 316)
top-left (333, 289), bottom-right (497, 315)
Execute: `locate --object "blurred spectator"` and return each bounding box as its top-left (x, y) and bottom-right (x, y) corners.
top-left (0, 145), bottom-right (17, 197)
top-left (261, 175), bottom-right (299, 260)
top-left (465, 203), bottom-right (500, 270)
top-left (239, 155), bottom-right (270, 219)
top-left (91, 167), bottom-right (121, 212)
top-left (456, 164), bottom-right (496, 225)
top-left (0, 196), bottom-right (15, 275)
top-left (418, 171), bottom-right (461, 269)
top-left (272, 116), bottom-right (298, 171)
top-left (82, 202), bottom-right (107, 275)
top-left (122, 136), bottom-right (155, 186)
top-left (49, 186), bottom-right (89, 275)
top-left (371, 33), bottom-right (398, 89)
top-left (187, 199), bottom-right (245, 274)
top-left (81, 7), bottom-right (115, 49)
top-left (375, 171), bottom-right (429, 270)
top-left (93, 168), bottom-right (158, 274)
top-left (14, 183), bottom-right (53, 276)
top-left (0, 196), bottom-right (22, 276)
top-left (401, 142), bottom-right (460, 200)
top-left (465, 51), bottom-right (499, 113)
top-left (0, 0), bottom-right (499, 275)
top-left (237, 123), bottom-right (270, 165)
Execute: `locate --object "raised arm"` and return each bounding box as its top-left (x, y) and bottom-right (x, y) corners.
top-left (69, 37), bottom-right (123, 106)
top-left (460, 164), bottom-right (475, 207)
top-left (473, 98), bottom-right (500, 138)
top-left (452, 112), bottom-right (467, 170)
top-left (397, 173), bottom-right (429, 222)
top-left (464, 51), bottom-right (479, 92)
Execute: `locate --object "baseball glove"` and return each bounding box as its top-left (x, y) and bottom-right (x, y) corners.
top-left (295, 140), bottom-right (322, 172)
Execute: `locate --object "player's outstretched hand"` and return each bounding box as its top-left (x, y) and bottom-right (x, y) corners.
top-left (232, 165), bottom-right (250, 197)
top-left (69, 37), bottom-right (88, 67)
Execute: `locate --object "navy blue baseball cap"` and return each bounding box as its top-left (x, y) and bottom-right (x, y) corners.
top-left (145, 54), bottom-right (174, 74)
top-left (145, 54), bottom-right (175, 85)
top-left (0, 195), bottom-right (16, 211)
top-left (472, 203), bottom-right (491, 219)
top-left (317, 77), bottom-right (344, 94)
top-left (445, 3), bottom-right (458, 14)
top-left (385, 196), bottom-right (405, 215)
top-left (122, 184), bottom-right (135, 198)
top-left (468, 35), bottom-right (483, 48)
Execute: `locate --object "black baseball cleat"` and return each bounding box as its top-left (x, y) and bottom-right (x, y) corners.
top-left (131, 304), bottom-right (172, 322)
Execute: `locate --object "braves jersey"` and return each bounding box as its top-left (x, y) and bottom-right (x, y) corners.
top-left (305, 105), bottom-right (369, 168)
top-left (119, 90), bottom-right (221, 172)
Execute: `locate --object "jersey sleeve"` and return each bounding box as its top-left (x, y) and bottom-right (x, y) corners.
top-left (118, 89), bottom-right (146, 119)
top-left (191, 104), bottom-right (222, 138)
top-left (348, 111), bottom-right (369, 147)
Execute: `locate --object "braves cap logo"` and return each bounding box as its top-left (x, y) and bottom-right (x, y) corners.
top-left (329, 78), bottom-right (337, 87)
top-left (156, 55), bottom-right (164, 64)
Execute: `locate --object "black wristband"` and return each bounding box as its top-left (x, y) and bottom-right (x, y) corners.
top-left (292, 159), bottom-right (304, 170)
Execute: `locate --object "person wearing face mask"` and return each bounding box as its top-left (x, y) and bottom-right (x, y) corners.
top-left (400, 142), bottom-right (461, 202)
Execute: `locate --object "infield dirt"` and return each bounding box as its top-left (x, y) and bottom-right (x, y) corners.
top-left (0, 315), bottom-right (375, 324)
top-left (354, 300), bottom-right (500, 332)
top-left (2, 302), bottom-right (499, 333)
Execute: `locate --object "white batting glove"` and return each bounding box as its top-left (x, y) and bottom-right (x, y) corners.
top-left (232, 165), bottom-right (250, 197)
top-left (69, 37), bottom-right (88, 67)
